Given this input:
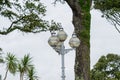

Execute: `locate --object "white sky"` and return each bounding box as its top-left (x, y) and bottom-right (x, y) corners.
top-left (0, 0), bottom-right (120, 80)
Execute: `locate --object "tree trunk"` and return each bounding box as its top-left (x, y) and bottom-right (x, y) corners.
top-left (20, 73), bottom-right (24, 80)
top-left (3, 69), bottom-right (8, 80)
top-left (65, 0), bottom-right (92, 80)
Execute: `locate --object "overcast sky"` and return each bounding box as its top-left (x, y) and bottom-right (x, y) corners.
top-left (0, 0), bottom-right (120, 80)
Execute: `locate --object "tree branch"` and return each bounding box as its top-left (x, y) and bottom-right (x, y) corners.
top-left (105, 14), bottom-right (120, 34)
top-left (114, 24), bottom-right (120, 34)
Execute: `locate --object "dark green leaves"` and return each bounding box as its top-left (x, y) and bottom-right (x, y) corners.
top-left (0, 0), bottom-right (60, 35)
top-left (5, 53), bottom-right (18, 74)
top-left (93, 0), bottom-right (120, 27)
top-left (1, 9), bottom-right (18, 20)
top-left (94, 0), bottom-right (120, 11)
top-left (91, 53), bottom-right (120, 80)
top-left (0, 0), bottom-right (11, 8)
top-left (0, 48), bottom-right (4, 63)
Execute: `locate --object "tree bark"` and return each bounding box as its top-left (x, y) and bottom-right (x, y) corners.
top-left (65, 0), bottom-right (91, 80)
top-left (20, 73), bottom-right (24, 80)
top-left (3, 68), bottom-right (8, 80)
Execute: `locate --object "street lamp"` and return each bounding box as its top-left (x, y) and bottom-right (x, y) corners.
top-left (48, 28), bottom-right (80, 80)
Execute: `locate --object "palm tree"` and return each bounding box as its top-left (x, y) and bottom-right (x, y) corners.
top-left (0, 57), bottom-right (4, 63)
top-left (18, 54), bottom-right (33, 80)
top-left (0, 48), bottom-right (4, 63)
top-left (27, 67), bottom-right (39, 80)
top-left (0, 54), bottom-right (4, 63)
top-left (3, 53), bottom-right (18, 80)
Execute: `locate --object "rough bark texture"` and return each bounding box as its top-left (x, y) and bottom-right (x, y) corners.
top-left (65, 0), bottom-right (91, 80)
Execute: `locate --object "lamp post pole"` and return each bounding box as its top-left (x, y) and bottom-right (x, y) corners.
top-left (48, 28), bottom-right (80, 80)
top-left (61, 44), bottom-right (65, 80)
top-left (60, 44), bottom-right (74, 80)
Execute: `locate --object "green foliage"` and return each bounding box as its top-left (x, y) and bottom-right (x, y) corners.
top-left (79, 0), bottom-right (91, 11)
top-left (94, 0), bottom-right (120, 11)
top-left (27, 67), bottom-right (39, 80)
top-left (93, 0), bottom-right (120, 26)
top-left (1, 52), bottom-right (38, 80)
top-left (0, 0), bottom-right (11, 10)
top-left (3, 53), bottom-right (18, 80)
top-left (0, 48), bottom-right (4, 63)
top-left (91, 53), bottom-right (120, 80)
top-left (78, 0), bottom-right (91, 47)
top-left (18, 54), bottom-right (34, 80)
top-left (0, 0), bottom-right (60, 35)
top-left (18, 54), bottom-right (33, 74)
top-left (5, 53), bottom-right (18, 74)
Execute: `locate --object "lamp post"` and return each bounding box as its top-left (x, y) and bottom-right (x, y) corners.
top-left (48, 28), bottom-right (80, 80)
